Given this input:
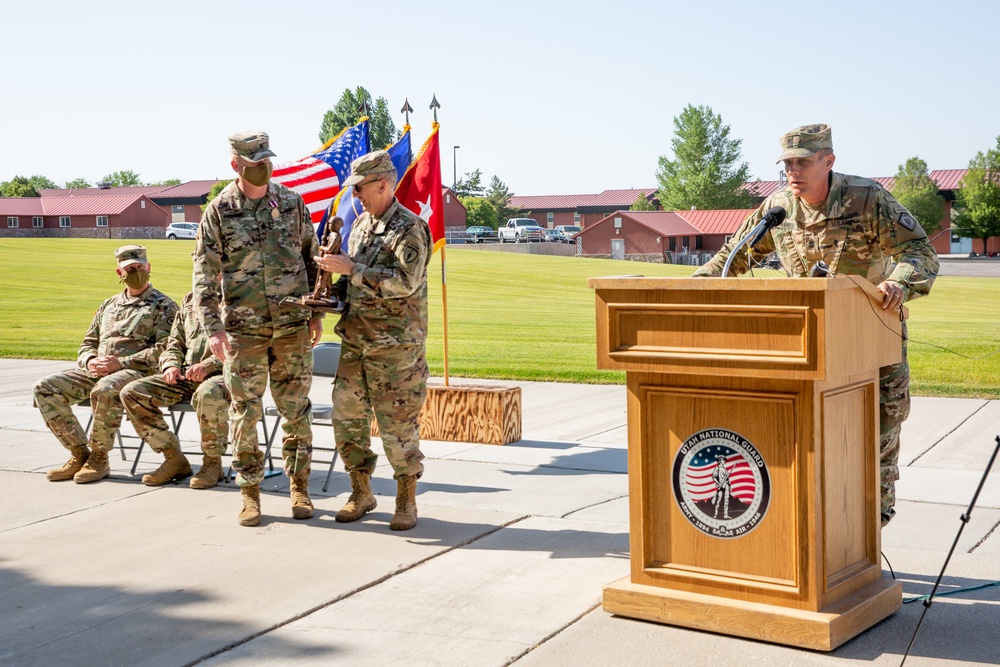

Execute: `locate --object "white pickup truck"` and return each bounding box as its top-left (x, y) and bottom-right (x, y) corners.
top-left (498, 218), bottom-right (545, 243)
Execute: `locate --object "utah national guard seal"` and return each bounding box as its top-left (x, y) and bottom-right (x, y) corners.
top-left (672, 428), bottom-right (771, 539)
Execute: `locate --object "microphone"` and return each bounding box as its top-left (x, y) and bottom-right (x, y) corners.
top-left (747, 206), bottom-right (787, 248)
top-left (721, 206), bottom-right (787, 277)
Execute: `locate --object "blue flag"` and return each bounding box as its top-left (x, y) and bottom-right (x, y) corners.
top-left (331, 130), bottom-right (413, 251)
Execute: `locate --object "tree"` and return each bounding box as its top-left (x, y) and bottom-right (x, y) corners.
top-left (101, 170), bottom-right (143, 187)
top-left (656, 104), bottom-right (755, 211)
top-left (319, 87), bottom-right (399, 150)
top-left (0, 176), bottom-right (40, 197)
top-left (0, 174), bottom-right (57, 197)
top-left (454, 169), bottom-right (485, 198)
top-left (201, 179), bottom-right (233, 211)
top-left (148, 178), bottom-right (182, 187)
top-left (889, 157), bottom-right (946, 234)
top-left (629, 193), bottom-right (656, 211)
top-left (460, 196), bottom-right (497, 229)
top-left (64, 178), bottom-right (92, 189)
top-left (485, 175), bottom-right (521, 227)
top-left (28, 175), bottom-right (57, 191)
top-left (955, 136), bottom-right (1000, 252)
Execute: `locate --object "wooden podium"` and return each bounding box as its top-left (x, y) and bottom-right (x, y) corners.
top-left (590, 276), bottom-right (904, 651)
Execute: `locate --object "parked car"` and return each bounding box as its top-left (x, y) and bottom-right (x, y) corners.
top-left (554, 225), bottom-right (582, 238)
top-left (498, 218), bottom-right (545, 243)
top-left (166, 222), bottom-right (198, 240)
top-left (544, 229), bottom-right (571, 244)
top-left (465, 226), bottom-right (498, 243)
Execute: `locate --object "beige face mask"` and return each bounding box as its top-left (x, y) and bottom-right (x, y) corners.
top-left (241, 162), bottom-right (273, 187)
top-left (121, 266), bottom-right (149, 290)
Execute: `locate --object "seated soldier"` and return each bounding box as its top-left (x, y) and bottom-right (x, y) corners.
top-left (34, 245), bottom-right (177, 483)
top-left (122, 292), bottom-right (231, 487)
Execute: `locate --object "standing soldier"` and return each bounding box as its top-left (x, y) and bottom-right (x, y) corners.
top-left (34, 245), bottom-right (177, 483)
top-left (193, 131), bottom-right (322, 527)
top-left (694, 124), bottom-right (939, 526)
top-left (121, 292), bottom-right (230, 488)
top-left (314, 150), bottom-right (432, 531)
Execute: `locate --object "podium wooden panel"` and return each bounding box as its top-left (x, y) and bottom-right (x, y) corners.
top-left (590, 276), bottom-right (904, 651)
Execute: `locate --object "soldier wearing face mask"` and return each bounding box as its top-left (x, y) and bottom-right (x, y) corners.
top-left (193, 131), bottom-right (322, 527)
top-left (33, 245), bottom-right (178, 483)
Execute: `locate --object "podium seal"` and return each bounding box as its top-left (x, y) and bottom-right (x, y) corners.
top-left (672, 428), bottom-right (771, 539)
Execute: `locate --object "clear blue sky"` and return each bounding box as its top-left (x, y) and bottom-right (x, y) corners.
top-left (2, 0), bottom-right (997, 195)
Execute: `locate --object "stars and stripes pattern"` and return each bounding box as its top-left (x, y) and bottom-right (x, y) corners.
top-left (271, 120), bottom-right (370, 229)
top-left (684, 445), bottom-right (757, 503)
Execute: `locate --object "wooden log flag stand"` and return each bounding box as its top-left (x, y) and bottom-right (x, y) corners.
top-left (591, 275), bottom-right (904, 651)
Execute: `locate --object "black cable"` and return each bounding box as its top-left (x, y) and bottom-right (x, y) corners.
top-left (881, 551), bottom-right (896, 579)
top-left (843, 275), bottom-right (1000, 360)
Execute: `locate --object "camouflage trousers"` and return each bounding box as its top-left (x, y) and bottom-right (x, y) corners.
top-left (879, 337), bottom-right (910, 527)
top-left (121, 374), bottom-right (230, 456)
top-left (33, 367), bottom-right (147, 453)
top-left (226, 326), bottom-right (313, 487)
top-left (333, 342), bottom-right (427, 480)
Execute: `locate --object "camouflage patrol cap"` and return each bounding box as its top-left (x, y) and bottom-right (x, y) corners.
top-left (229, 130), bottom-right (277, 162)
top-left (343, 150), bottom-right (395, 187)
top-left (776, 124), bottom-right (833, 162)
top-left (115, 244), bottom-right (147, 268)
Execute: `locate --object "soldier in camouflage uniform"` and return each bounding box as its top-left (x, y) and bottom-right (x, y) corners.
top-left (33, 245), bottom-right (178, 484)
top-left (193, 130), bottom-right (322, 527)
top-left (315, 150), bottom-right (432, 531)
top-left (694, 124), bottom-right (939, 526)
top-left (121, 292), bottom-right (230, 488)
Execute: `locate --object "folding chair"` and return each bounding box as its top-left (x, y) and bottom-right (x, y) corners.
top-left (262, 341), bottom-right (341, 491)
top-left (76, 397), bottom-right (143, 466)
top-left (128, 400), bottom-right (202, 476)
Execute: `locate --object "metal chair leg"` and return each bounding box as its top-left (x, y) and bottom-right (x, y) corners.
top-left (322, 449), bottom-right (339, 493)
top-left (130, 439), bottom-right (146, 476)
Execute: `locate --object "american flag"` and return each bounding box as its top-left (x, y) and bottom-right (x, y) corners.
top-left (272, 120), bottom-right (370, 229)
top-left (684, 445), bottom-right (757, 503)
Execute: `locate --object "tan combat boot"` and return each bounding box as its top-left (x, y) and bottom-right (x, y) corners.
top-left (190, 455), bottom-right (224, 489)
top-left (47, 447), bottom-right (89, 482)
top-left (389, 475), bottom-right (418, 531)
top-left (141, 447), bottom-right (193, 486)
top-left (238, 484), bottom-right (261, 527)
top-left (335, 470), bottom-right (377, 523)
top-left (74, 449), bottom-right (111, 484)
top-left (290, 470), bottom-right (314, 520)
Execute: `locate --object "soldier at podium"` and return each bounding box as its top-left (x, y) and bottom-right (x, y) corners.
top-left (694, 123), bottom-right (939, 526)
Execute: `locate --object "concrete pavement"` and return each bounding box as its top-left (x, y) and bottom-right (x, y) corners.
top-left (0, 358), bottom-right (997, 666)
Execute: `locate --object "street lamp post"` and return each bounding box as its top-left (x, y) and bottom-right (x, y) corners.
top-left (453, 145), bottom-right (460, 191)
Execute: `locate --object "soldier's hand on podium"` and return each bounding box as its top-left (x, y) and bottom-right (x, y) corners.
top-left (877, 281), bottom-right (905, 311)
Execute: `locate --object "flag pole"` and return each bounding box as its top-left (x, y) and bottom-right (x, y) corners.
top-left (429, 94), bottom-right (450, 387)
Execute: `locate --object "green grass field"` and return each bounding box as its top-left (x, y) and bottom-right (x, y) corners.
top-left (1, 238), bottom-right (997, 396)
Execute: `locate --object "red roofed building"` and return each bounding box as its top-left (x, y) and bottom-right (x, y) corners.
top-left (1, 194), bottom-right (168, 238)
top-left (576, 209), bottom-right (755, 263)
top-left (40, 180), bottom-right (219, 224)
top-left (509, 188), bottom-right (658, 229)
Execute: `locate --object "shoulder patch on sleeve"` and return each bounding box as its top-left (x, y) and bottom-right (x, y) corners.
top-left (402, 245), bottom-right (419, 265)
top-left (898, 213), bottom-right (917, 231)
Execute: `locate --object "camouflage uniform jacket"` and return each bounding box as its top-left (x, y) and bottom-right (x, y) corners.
top-left (193, 180), bottom-right (319, 335)
top-left (335, 198), bottom-right (433, 346)
top-left (694, 172), bottom-right (939, 302)
top-left (77, 284), bottom-right (178, 373)
top-left (159, 293), bottom-right (223, 376)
